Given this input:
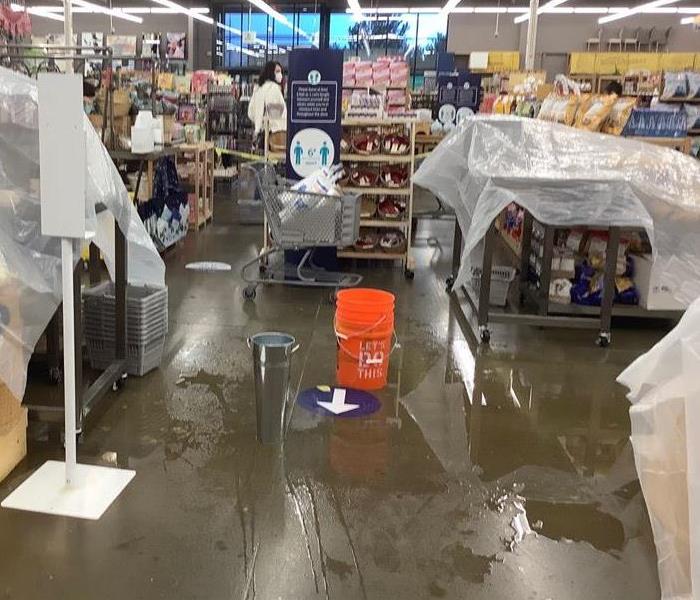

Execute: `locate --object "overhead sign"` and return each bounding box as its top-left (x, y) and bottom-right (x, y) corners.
top-left (297, 386), bottom-right (380, 418)
top-left (286, 48), bottom-right (343, 180)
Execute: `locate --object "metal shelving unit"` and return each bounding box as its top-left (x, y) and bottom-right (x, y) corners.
top-left (264, 117), bottom-right (418, 277)
top-left (448, 210), bottom-right (684, 347)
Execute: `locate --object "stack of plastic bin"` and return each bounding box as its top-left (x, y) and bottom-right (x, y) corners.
top-left (83, 282), bottom-right (168, 376)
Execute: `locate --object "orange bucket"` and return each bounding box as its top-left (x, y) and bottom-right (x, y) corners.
top-left (335, 289), bottom-right (395, 391)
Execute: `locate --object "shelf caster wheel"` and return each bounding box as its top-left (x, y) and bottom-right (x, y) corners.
top-left (479, 326), bottom-right (491, 344)
top-left (112, 372), bottom-right (127, 392)
top-left (243, 286), bottom-right (257, 301)
top-left (597, 332), bottom-right (611, 348)
top-left (404, 269), bottom-right (415, 280)
top-left (446, 275), bottom-right (455, 291)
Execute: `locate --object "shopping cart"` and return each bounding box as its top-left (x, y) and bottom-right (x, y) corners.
top-left (241, 162), bottom-right (363, 300)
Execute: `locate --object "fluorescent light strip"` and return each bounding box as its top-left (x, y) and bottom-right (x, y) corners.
top-left (72, 0), bottom-right (143, 23)
top-left (515, 0), bottom-right (570, 23)
top-left (10, 3), bottom-right (65, 20)
top-left (150, 0), bottom-right (213, 24)
top-left (440, 0), bottom-right (462, 15)
top-left (599, 0), bottom-right (680, 22)
top-left (347, 0), bottom-right (363, 20)
top-left (32, 4), bottom-right (209, 13)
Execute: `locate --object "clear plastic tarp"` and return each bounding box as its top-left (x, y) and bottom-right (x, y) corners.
top-left (0, 68), bottom-right (165, 401)
top-left (414, 115), bottom-right (700, 304)
top-left (618, 297), bottom-right (700, 599)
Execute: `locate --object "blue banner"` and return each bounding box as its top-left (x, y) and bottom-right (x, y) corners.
top-left (286, 48), bottom-right (343, 180)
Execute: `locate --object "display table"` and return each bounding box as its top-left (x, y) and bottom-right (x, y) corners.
top-left (174, 142), bottom-right (215, 230)
top-left (27, 210), bottom-right (127, 433)
top-left (108, 146), bottom-right (178, 201)
top-left (448, 212), bottom-right (684, 347)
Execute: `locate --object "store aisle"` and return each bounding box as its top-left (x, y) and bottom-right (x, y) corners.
top-left (0, 196), bottom-right (665, 599)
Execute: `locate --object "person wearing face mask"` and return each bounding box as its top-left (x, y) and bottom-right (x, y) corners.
top-left (248, 61), bottom-right (287, 151)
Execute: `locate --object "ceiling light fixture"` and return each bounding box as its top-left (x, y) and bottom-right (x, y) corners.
top-left (440, 0), bottom-right (462, 15)
top-left (680, 13), bottom-right (700, 22)
top-left (150, 0), bottom-right (213, 24)
top-left (71, 0), bottom-right (143, 23)
top-left (347, 0), bottom-right (363, 20)
top-left (598, 0), bottom-right (680, 23)
top-left (514, 0), bottom-right (570, 23)
top-left (11, 2), bottom-right (65, 21)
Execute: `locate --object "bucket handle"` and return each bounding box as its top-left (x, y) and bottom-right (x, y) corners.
top-left (334, 317), bottom-right (399, 362)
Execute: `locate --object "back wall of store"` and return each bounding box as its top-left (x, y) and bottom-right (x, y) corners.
top-left (447, 13), bottom-right (700, 56)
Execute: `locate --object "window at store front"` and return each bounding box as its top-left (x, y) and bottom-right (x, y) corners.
top-left (216, 4), bottom-right (320, 70)
top-left (328, 12), bottom-right (447, 90)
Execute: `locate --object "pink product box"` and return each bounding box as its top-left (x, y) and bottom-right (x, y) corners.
top-left (343, 77), bottom-right (356, 88)
top-left (355, 75), bottom-right (373, 87)
top-left (390, 76), bottom-right (409, 88)
top-left (354, 62), bottom-right (373, 77)
top-left (387, 90), bottom-right (406, 105)
top-left (390, 61), bottom-right (409, 75)
top-left (343, 62), bottom-right (356, 76)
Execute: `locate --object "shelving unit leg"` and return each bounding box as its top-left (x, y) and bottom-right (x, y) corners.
top-left (598, 227), bottom-right (620, 345)
top-left (478, 224), bottom-right (495, 341)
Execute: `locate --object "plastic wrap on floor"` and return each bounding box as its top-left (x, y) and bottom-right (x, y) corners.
top-left (618, 297), bottom-right (700, 599)
top-left (0, 69), bottom-right (165, 401)
top-left (414, 115), bottom-right (700, 305)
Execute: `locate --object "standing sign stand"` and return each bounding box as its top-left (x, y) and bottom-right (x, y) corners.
top-left (1, 73), bottom-right (134, 520)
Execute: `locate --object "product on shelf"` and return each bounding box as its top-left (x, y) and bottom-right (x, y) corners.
top-left (379, 230), bottom-right (407, 253)
top-left (381, 164), bottom-right (409, 188)
top-left (377, 197), bottom-right (402, 220)
top-left (382, 133), bottom-right (410, 155)
top-left (351, 130), bottom-right (381, 155)
top-left (686, 106), bottom-right (700, 131)
top-left (354, 230), bottom-right (378, 251)
top-left (360, 196), bottom-right (377, 219)
top-left (340, 133), bottom-right (351, 153)
top-left (661, 72), bottom-right (689, 100)
top-left (350, 164), bottom-right (379, 187)
top-left (602, 97), bottom-right (636, 136)
top-left (622, 108), bottom-right (687, 137)
top-left (574, 94), bottom-right (617, 132)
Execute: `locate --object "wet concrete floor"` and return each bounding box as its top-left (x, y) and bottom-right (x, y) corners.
top-left (0, 197), bottom-right (667, 599)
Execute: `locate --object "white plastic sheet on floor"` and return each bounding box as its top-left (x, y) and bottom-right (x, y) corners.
top-left (0, 68), bottom-right (165, 400)
top-left (618, 297), bottom-right (700, 600)
top-left (413, 115), bottom-right (700, 304)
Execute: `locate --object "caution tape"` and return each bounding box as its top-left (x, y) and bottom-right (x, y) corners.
top-left (214, 147), bottom-right (433, 163)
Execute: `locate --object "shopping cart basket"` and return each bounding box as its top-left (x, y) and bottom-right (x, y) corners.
top-left (241, 162), bottom-right (363, 300)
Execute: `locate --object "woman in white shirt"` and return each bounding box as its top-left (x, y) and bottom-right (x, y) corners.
top-left (247, 61), bottom-right (287, 148)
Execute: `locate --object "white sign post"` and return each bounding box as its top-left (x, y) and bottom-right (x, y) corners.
top-left (1, 73), bottom-right (134, 520)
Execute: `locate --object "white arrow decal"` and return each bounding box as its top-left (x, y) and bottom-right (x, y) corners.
top-left (317, 388), bottom-right (359, 415)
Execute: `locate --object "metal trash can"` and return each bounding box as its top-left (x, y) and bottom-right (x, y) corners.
top-left (248, 332), bottom-right (299, 444)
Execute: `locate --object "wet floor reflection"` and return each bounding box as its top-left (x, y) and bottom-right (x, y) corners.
top-left (0, 213), bottom-right (664, 599)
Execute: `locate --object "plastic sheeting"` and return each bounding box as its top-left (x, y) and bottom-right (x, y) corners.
top-left (0, 68), bottom-right (165, 401)
top-left (413, 115), bottom-right (700, 305)
top-left (618, 297), bottom-right (700, 599)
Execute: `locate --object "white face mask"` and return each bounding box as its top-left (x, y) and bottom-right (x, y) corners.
top-left (275, 72), bottom-right (283, 84)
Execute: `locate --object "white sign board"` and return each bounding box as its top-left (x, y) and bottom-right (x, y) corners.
top-left (243, 31), bottom-right (256, 45)
top-left (469, 52), bottom-right (489, 70)
top-left (38, 73), bottom-right (85, 239)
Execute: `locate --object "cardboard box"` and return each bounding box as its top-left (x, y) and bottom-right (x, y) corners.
top-left (633, 254), bottom-right (686, 311)
top-left (0, 385), bottom-right (27, 483)
top-left (88, 114), bottom-right (132, 138)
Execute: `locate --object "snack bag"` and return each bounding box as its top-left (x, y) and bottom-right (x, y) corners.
top-left (576, 94), bottom-right (617, 132)
top-left (603, 97), bottom-right (637, 135)
top-left (661, 72), bottom-right (688, 100)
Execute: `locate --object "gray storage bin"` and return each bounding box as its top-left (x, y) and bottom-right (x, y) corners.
top-left (82, 282), bottom-right (168, 376)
